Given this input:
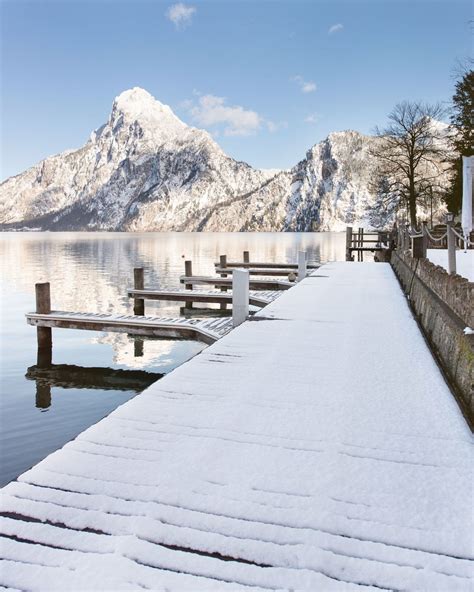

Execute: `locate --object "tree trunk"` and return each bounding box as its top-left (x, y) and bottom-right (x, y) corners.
top-left (409, 195), bottom-right (417, 228)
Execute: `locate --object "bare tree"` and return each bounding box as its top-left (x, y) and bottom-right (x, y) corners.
top-left (371, 101), bottom-right (449, 227)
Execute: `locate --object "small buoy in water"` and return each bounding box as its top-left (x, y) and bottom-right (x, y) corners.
top-left (288, 272), bottom-right (296, 282)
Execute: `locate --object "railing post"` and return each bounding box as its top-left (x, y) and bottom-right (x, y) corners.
top-left (219, 254), bottom-right (228, 310)
top-left (358, 227), bottom-right (364, 261)
top-left (298, 250), bottom-right (307, 281)
top-left (345, 227), bottom-right (353, 261)
top-left (184, 260), bottom-right (193, 309)
top-left (412, 236), bottom-right (426, 259)
top-left (232, 269), bottom-right (249, 328)
top-left (447, 219), bottom-right (457, 275)
top-left (133, 268), bottom-right (145, 316)
top-left (421, 222), bottom-right (428, 253)
top-left (35, 282), bottom-right (52, 367)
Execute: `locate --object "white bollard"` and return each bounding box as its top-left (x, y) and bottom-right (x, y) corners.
top-left (447, 221), bottom-right (457, 275)
top-left (232, 269), bottom-right (249, 328)
top-left (297, 250), bottom-right (307, 282)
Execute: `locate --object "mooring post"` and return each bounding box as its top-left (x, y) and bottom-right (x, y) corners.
top-left (184, 260), bottom-right (193, 309)
top-left (345, 227), bottom-right (353, 261)
top-left (447, 217), bottom-right (457, 275)
top-left (219, 254), bottom-right (228, 310)
top-left (243, 250), bottom-right (250, 265)
top-left (297, 250), bottom-right (307, 281)
top-left (232, 269), bottom-right (249, 328)
top-left (35, 283), bottom-right (52, 360)
top-left (133, 268), bottom-right (145, 316)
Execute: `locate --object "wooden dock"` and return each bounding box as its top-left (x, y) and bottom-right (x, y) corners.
top-left (26, 311), bottom-right (234, 344)
top-left (215, 261), bottom-right (319, 269)
top-left (345, 226), bottom-right (390, 261)
top-left (127, 288), bottom-right (282, 307)
top-left (179, 276), bottom-right (292, 290)
top-left (214, 267), bottom-right (307, 276)
top-left (213, 251), bottom-right (319, 270)
top-left (1, 262), bottom-right (472, 591)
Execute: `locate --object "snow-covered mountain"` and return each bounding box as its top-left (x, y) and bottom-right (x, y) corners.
top-left (0, 87), bottom-right (384, 231)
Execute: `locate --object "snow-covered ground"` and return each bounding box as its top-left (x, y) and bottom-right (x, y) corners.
top-left (0, 263), bottom-right (472, 591)
top-left (427, 248), bottom-right (474, 281)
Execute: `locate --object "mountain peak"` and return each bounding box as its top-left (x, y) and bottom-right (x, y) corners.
top-left (111, 87), bottom-right (186, 133)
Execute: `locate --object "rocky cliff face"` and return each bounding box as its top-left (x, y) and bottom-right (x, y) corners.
top-left (0, 87), bottom-right (385, 231)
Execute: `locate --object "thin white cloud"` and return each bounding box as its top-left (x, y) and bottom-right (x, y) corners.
top-left (189, 94), bottom-right (262, 136)
top-left (292, 75), bottom-right (317, 94)
top-left (328, 23), bottom-right (344, 35)
top-left (266, 120), bottom-right (288, 133)
top-left (305, 113), bottom-right (320, 124)
top-left (166, 3), bottom-right (196, 29)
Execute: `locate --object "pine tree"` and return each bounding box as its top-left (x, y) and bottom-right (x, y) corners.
top-left (445, 68), bottom-right (473, 213)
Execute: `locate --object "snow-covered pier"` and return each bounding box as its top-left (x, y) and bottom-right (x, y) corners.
top-left (1, 262), bottom-right (472, 591)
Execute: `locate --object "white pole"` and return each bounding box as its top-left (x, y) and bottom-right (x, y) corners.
top-left (447, 220), bottom-right (456, 275)
top-left (462, 156), bottom-right (473, 250)
top-left (232, 269), bottom-right (249, 328)
top-left (298, 250), bottom-right (307, 281)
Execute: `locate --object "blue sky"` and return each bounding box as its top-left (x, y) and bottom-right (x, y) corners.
top-left (1, 0), bottom-right (471, 179)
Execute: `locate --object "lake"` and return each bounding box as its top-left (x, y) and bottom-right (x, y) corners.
top-left (0, 231), bottom-right (345, 486)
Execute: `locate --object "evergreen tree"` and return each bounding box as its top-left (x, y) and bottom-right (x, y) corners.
top-left (445, 68), bottom-right (473, 213)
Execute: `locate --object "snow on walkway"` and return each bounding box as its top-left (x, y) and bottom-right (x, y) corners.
top-left (1, 263), bottom-right (472, 591)
top-left (427, 248), bottom-right (474, 281)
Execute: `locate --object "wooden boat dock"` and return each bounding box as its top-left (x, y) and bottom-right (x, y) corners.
top-left (1, 261), bottom-right (471, 591)
top-left (26, 310), bottom-right (234, 344)
top-left (127, 288), bottom-right (282, 307)
top-left (179, 276), bottom-right (292, 289)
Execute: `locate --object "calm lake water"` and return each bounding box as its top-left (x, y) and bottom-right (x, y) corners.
top-left (0, 232), bottom-right (345, 486)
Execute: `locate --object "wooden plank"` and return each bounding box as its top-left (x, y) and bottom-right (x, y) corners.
top-left (179, 276), bottom-right (293, 290)
top-left (348, 247), bottom-right (386, 252)
top-left (214, 261), bottom-right (319, 269)
top-left (25, 311), bottom-right (233, 344)
top-left (127, 289), bottom-right (276, 308)
top-left (214, 268), bottom-right (303, 276)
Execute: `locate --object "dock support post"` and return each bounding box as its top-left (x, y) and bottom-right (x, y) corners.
top-left (298, 250), bottom-right (307, 281)
top-left (232, 269), bottom-right (249, 328)
top-left (219, 254), bottom-right (227, 310)
top-left (345, 227), bottom-right (353, 261)
top-left (134, 338), bottom-right (144, 358)
top-left (447, 217), bottom-right (457, 275)
top-left (184, 260), bottom-right (193, 309)
top-left (133, 268), bottom-right (145, 316)
top-left (243, 251), bottom-right (250, 265)
top-left (36, 383), bottom-right (52, 409)
top-left (35, 283), bottom-right (52, 367)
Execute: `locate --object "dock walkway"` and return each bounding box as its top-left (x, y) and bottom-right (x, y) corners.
top-left (1, 263), bottom-right (472, 591)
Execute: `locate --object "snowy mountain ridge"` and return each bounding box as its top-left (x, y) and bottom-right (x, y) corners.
top-left (0, 87), bottom-right (405, 231)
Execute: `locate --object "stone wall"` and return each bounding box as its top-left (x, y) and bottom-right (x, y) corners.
top-left (391, 250), bottom-right (473, 426)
